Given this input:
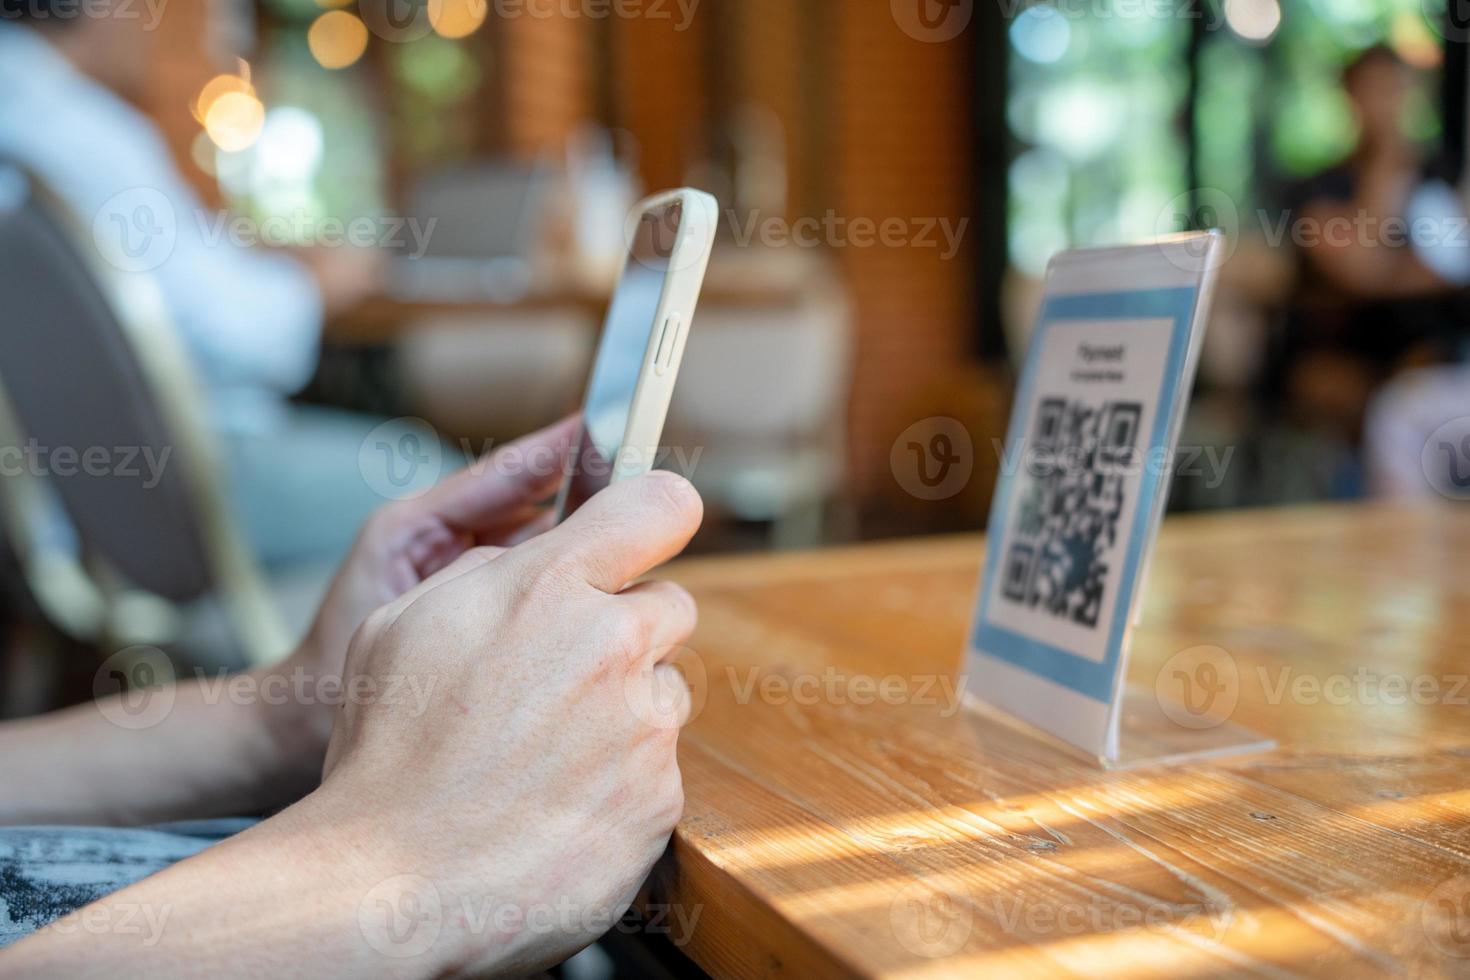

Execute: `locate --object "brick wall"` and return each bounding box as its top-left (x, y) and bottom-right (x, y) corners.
top-left (499, 12), bottom-right (595, 157)
top-left (828, 2), bottom-right (976, 508)
top-left (606, 11), bottom-right (709, 191)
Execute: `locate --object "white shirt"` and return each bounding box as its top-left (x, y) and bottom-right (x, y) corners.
top-left (0, 23), bottom-right (323, 434)
top-left (1366, 364), bottom-right (1470, 500)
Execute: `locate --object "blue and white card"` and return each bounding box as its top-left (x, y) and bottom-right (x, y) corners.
top-left (966, 234), bottom-right (1224, 763)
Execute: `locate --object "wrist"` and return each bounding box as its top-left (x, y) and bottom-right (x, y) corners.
top-left (299, 777), bottom-right (529, 978)
top-left (247, 647), bottom-right (338, 791)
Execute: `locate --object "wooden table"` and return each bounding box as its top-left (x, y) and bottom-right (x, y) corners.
top-left (655, 504), bottom-right (1470, 978)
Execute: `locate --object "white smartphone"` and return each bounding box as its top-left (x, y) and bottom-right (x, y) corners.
top-left (554, 188), bottom-right (718, 520)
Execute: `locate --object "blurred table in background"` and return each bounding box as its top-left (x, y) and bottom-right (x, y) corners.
top-left (659, 504), bottom-right (1470, 977)
top-left (324, 244), bottom-right (825, 346)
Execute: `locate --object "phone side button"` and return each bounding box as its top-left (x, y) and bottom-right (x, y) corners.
top-left (654, 313), bottom-right (681, 374)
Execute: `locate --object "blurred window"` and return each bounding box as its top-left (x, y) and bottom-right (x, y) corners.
top-left (205, 1), bottom-right (497, 236)
top-left (1006, 0), bottom-right (1450, 277)
top-left (1007, 3), bottom-right (1191, 277)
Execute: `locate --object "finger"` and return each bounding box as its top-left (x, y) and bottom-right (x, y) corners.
top-left (652, 663), bottom-right (693, 729)
top-left (377, 545), bottom-right (507, 626)
top-left (467, 504), bottom-right (551, 548)
top-left (624, 661), bottom-right (694, 733)
top-left (617, 581), bottom-right (698, 659)
top-left (523, 471), bottom-right (703, 593)
top-left (414, 416), bottom-right (580, 532)
top-left (494, 508), bottom-right (557, 547)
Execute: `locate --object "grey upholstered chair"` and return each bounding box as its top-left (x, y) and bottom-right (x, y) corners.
top-left (0, 163), bottom-right (289, 666)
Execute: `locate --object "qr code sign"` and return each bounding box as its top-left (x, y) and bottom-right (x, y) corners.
top-left (1000, 397), bottom-right (1143, 629)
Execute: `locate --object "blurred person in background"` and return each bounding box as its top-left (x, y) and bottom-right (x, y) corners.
top-left (0, 2), bottom-right (395, 570)
top-left (1364, 361), bottom-right (1470, 498)
top-left (1271, 44), bottom-right (1470, 494)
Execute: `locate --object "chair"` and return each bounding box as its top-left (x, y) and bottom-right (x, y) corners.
top-left (0, 163), bottom-right (290, 666)
top-left (664, 257), bottom-right (853, 548)
top-left (388, 159), bottom-right (553, 304)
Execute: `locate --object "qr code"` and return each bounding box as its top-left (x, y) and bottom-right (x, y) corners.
top-left (1000, 397), bottom-right (1142, 629)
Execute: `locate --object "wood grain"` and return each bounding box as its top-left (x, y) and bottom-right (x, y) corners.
top-left (654, 503), bottom-right (1470, 978)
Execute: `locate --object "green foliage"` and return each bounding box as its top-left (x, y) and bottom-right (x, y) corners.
top-left (1007, 0), bottom-right (1447, 273)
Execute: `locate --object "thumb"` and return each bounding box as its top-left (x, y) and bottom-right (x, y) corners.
top-left (519, 472), bottom-right (703, 593)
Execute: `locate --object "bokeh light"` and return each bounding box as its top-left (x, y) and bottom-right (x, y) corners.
top-left (1010, 6), bottom-right (1071, 66)
top-left (193, 71), bottom-right (254, 123)
top-left (1224, 0), bottom-right (1283, 44)
top-left (429, 0), bottom-right (488, 39)
top-left (203, 91), bottom-right (266, 153)
top-left (253, 107), bottom-right (326, 186)
top-left (308, 10), bottom-right (370, 69)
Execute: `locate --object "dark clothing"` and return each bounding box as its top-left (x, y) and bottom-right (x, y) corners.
top-left (0, 818), bottom-right (255, 948)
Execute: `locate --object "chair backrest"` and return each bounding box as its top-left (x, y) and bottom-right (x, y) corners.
top-left (0, 166), bottom-right (214, 603)
top-left (669, 290), bottom-right (853, 437)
